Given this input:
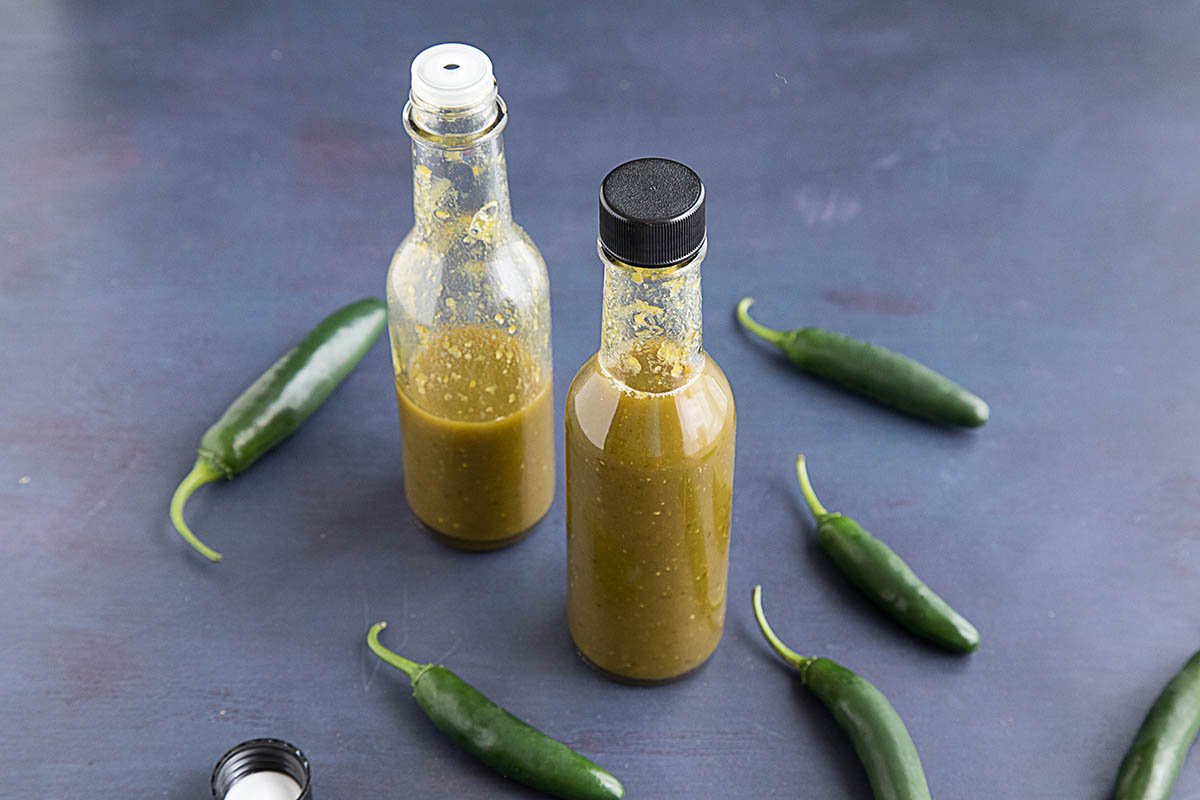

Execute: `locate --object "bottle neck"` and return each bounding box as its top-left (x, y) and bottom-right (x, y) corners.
top-left (405, 92), bottom-right (513, 236)
top-left (599, 241), bottom-right (706, 393)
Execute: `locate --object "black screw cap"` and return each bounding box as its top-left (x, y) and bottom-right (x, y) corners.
top-left (599, 158), bottom-right (706, 268)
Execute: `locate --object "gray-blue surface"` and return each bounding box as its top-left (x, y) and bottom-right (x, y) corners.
top-left (3, 1), bottom-right (1199, 797)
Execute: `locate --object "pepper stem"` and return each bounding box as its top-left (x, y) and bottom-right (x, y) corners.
top-left (367, 622), bottom-right (427, 683)
top-left (735, 297), bottom-right (786, 346)
top-left (169, 456), bottom-right (225, 562)
top-left (752, 586), bottom-right (813, 679)
top-left (795, 454), bottom-right (829, 519)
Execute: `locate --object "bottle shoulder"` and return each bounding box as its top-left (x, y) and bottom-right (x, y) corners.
top-left (386, 224), bottom-right (550, 327)
top-left (565, 353), bottom-right (735, 460)
top-left (387, 224), bottom-right (546, 284)
top-left (507, 220), bottom-right (545, 259)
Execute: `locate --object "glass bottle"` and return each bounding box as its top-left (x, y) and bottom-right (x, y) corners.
top-left (386, 43), bottom-right (553, 550)
top-left (565, 158), bottom-right (737, 683)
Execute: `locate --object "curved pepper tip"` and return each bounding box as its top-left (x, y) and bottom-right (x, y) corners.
top-left (735, 297), bottom-right (787, 347)
top-left (794, 453), bottom-right (830, 519)
top-left (752, 584), bottom-right (814, 678)
top-left (169, 457), bottom-right (225, 562)
top-left (366, 621), bottom-right (425, 680)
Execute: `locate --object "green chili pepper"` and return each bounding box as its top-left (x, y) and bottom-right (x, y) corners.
top-left (366, 622), bottom-right (624, 800)
top-left (796, 454), bottom-right (980, 653)
top-left (1113, 649), bottom-right (1200, 800)
top-left (169, 297), bottom-right (387, 561)
top-left (735, 297), bottom-right (989, 427)
top-left (752, 585), bottom-right (932, 800)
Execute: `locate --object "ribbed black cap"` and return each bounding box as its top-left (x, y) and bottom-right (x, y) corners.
top-left (599, 158), bottom-right (706, 268)
top-left (212, 738), bottom-right (312, 799)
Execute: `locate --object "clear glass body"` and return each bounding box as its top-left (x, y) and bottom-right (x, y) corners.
top-left (386, 87), bottom-right (553, 550)
top-left (565, 243), bottom-right (736, 683)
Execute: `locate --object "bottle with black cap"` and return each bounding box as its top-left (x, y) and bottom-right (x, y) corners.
top-left (386, 43), bottom-right (554, 550)
top-left (565, 158), bottom-right (736, 685)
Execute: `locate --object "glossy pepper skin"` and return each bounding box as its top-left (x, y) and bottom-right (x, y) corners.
top-left (736, 297), bottom-right (989, 427)
top-left (367, 623), bottom-right (624, 800)
top-left (170, 297), bottom-right (387, 561)
top-left (816, 513), bottom-right (979, 653)
top-left (797, 454), bottom-right (980, 654)
top-left (1114, 650), bottom-right (1200, 800)
top-left (753, 586), bottom-right (932, 800)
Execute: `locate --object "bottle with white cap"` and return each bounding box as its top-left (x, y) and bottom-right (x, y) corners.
top-left (386, 43), bottom-right (554, 550)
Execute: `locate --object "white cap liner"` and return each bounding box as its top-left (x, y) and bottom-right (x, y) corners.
top-left (410, 43), bottom-right (495, 109)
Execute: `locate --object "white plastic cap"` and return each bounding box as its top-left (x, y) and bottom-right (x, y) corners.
top-left (410, 43), bottom-right (495, 109)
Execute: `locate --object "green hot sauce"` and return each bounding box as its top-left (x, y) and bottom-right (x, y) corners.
top-left (565, 159), bottom-right (736, 683)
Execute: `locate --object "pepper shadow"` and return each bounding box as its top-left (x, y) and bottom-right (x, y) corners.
top-left (304, 470), bottom-right (425, 560)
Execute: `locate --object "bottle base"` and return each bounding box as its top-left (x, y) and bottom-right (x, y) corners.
top-left (573, 646), bottom-right (715, 687)
top-left (416, 517), bottom-right (543, 552)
